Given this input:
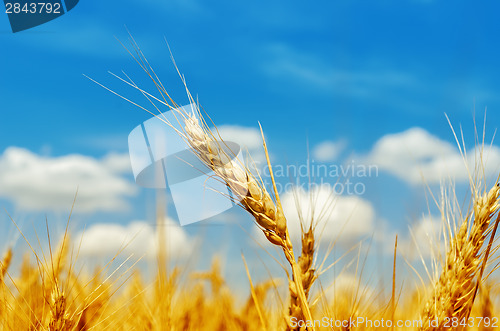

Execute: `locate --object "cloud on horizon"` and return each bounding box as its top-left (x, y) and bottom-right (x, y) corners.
top-left (398, 215), bottom-right (445, 260)
top-left (364, 127), bottom-right (500, 185)
top-left (0, 147), bottom-right (136, 213)
top-left (75, 218), bottom-right (193, 259)
top-left (280, 185), bottom-right (376, 245)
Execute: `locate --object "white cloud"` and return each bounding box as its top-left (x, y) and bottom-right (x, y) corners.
top-left (313, 140), bottom-right (346, 162)
top-left (399, 215), bottom-right (445, 260)
top-left (102, 152), bottom-right (132, 173)
top-left (75, 218), bottom-right (192, 258)
top-left (280, 185), bottom-right (376, 245)
top-left (365, 127), bottom-right (500, 185)
top-left (0, 147), bottom-right (136, 213)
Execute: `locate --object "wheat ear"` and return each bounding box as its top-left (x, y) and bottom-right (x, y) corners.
top-left (182, 108), bottom-right (315, 328)
top-left (287, 226), bottom-right (316, 330)
top-left (420, 183), bottom-right (500, 330)
top-left (102, 39), bottom-right (315, 328)
top-left (0, 248), bottom-right (12, 281)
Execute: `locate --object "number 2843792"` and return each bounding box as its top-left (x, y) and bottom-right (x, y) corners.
top-left (5, 2), bottom-right (62, 14)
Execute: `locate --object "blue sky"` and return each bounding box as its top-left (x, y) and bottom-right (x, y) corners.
top-left (2, 1), bottom-right (500, 288)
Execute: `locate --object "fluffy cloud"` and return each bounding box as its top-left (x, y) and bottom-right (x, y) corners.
top-left (366, 127), bottom-right (500, 185)
top-left (0, 147), bottom-right (136, 212)
top-left (101, 152), bottom-right (133, 173)
top-left (75, 218), bottom-right (192, 258)
top-left (280, 185), bottom-right (376, 245)
top-left (313, 140), bottom-right (346, 162)
top-left (399, 215), bottom-right (445, 260)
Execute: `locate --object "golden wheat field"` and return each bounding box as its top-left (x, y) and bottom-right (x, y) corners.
top-left (1, 39), bottom-right (500, 331)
